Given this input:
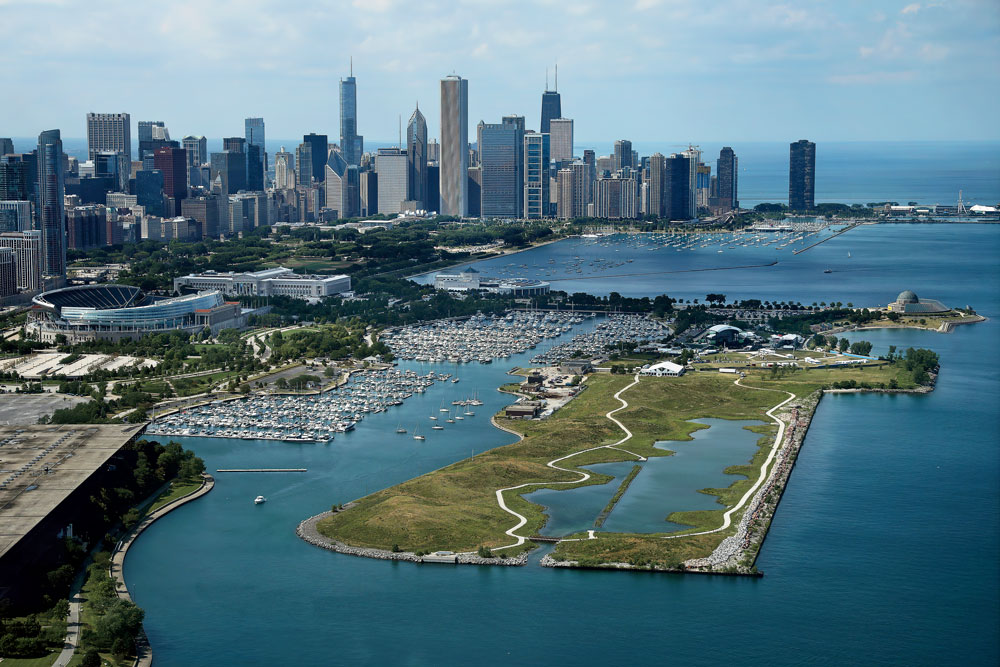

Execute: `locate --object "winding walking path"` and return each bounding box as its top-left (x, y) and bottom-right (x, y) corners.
top-left (493, 374), bottom-right (644, 550)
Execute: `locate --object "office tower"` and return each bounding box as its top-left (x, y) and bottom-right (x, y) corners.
top-left (440, 75), bottom-right (469, 217)
top-left (376, 148), bottom-right (407, 215)
top-left (696, 163), bottom-right (711, 208)
top-left (523, 132), bottom-right (549, 219)
top-left (540, 68), bottom-right (562, 134)
top-left (181, 196), bottom-right (220, 238)
top-left (91, 151), bottom-right (129, 192)
top-left (86, 113), bottom-right (131, 161)
top-left (360, 171), bottom-right (378, 217)
top-left (302, 133), bottom-right (328, 183)
top-left (0, 139), bottom-right (13, 156)
top-left (135, 170), bottom-right (164, 216)
top-left (716, 147), bottom-right (738, 212)
top-left (789, 139), bottom-right (815, 210)
top-left (223, 137), bottom-right (246, 153)
top-left (295, 142), bottom-right (313, 186)
top-left (426, 164), bottom-right (439, 212)
top-left (340, 69), bottom-right (363, 166)
top-left (647, 153), bottom-right (665, 218)
top-left (478, 121), bottom-right (521, 219)
top-left (0, 230), bottom-right (42, 291)
top-left (36, 130), bottom-right (65, 278)
top-left (153, 146), bottom-right (187, 215)
top-left (183, 135), bottom-right (207, 188)
top-left (245, 117), bottom-right (266, 170)
top-left (210, 152), bottom-right (246, 197)
top-left (556, 168), bottom-right (574, 219)
top-left (680, 147), bottom-right (700, 219)
top-left (325, 151), bottom-right (359, 219)
top-left (274, 148), bottom-right (295, 190)
top-left (406, 105), bottom-right (428, 209)
top-left (549, 118), bottom-right (573, 163)
top-left (138, 121), bottom-right (173, 165)
top-left (246, 144), bottom-right (264, 191)
top-left (467, 167), bottom-right (481, 217)
top-left (613, 140), bottom-right (633, 171)
top-left (501, 115), bottom-right (525, 215)
top-left (427, 139), bottom-right (440, 163)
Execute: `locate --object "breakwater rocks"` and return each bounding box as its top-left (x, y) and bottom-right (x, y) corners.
top-left (296, 511), bottom-right (527, 566)
top-left (539, 554), bottom-right (761, 577)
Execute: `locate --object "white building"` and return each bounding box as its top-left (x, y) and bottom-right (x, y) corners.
top-left (376, 148), bottom-right (408, 215)
top-left (549, 118), bottom-right (574, 163)
top-left (173, 267), bottom-right (350, 301)
top-left (0, 230), bottom-right (42, 290)
top-left (640, 361), bottom-right (686, 377)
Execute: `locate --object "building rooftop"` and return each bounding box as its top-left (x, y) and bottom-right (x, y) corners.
top-left (0, 424), bottom-right (145, 559)
top-left (897, 290), bottom-right (919, 304)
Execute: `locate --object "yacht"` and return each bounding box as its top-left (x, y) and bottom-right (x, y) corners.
top-left (254, 495), bottom-right (267, 505)
top-left (396, 424), bottom-right (407, 434)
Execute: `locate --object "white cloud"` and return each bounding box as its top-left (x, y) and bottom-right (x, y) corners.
top-left (828, 70), bottom-right (917, 84)
top-left (901, 3), bottom-right (921, 15)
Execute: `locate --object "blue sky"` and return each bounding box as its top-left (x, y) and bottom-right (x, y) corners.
top-left (1, 0), bottom-right (998, 143)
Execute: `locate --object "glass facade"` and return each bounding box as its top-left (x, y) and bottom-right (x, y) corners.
top-left (523, 132), bottom-right (549, 219)
top-left (478, 123), bottom-right (520, 218)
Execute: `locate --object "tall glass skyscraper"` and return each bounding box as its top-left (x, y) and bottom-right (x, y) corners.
top-left (523, 132), bottom-right (549, 219)
top-left (789, 139), bottom-right (816, 210)
top-left (478, 121), bottom-right (521, 219)
top-left (36, 129), bottom-right (65, 278)
top-left (406, 105), bottom-right (428, 209)
top-left (440, 75), bottom-right (468, 217)
top-left (303, 133), bottom-right (328, 184)
top-left (340, 71), bottom-right (363, 166)
top-left (245, 117), bottom-right (266, 173)
top-left (540, 91), bottom-right (561, 134)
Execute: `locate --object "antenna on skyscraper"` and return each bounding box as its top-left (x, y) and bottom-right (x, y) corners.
top-left (350, 56), bottom-right (353, 77)
top-left (399, 115), bottom-right (402, 148)
top-left (545, 67), bottom-right (549, 91)
top-left (555, 62), bottom-right (558, 91)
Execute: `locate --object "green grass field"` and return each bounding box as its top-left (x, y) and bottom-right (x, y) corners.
top-left (316, 361), bottom-right (921, 566)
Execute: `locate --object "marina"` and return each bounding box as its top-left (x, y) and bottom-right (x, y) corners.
top-left (530, 314), bottom-right (671, 365)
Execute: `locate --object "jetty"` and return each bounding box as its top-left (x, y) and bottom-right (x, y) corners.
top-left (216, 468), bottom-right (307, 473)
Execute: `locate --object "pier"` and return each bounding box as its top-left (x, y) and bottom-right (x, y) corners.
top-left (792, 222), bottom-right (862, 254)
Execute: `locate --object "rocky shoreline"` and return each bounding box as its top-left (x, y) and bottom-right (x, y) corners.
top-left (296, 511), bottom-right (528, 566)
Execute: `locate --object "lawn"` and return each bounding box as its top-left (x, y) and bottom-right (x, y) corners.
top-left (146, 477), bottom-right (203, 514)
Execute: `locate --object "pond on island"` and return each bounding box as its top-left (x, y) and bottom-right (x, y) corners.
top-left (524, 418), bottom-right (767, 536)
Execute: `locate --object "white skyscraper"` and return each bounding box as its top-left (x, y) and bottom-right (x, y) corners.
top-left (376, 148), bottom-right (408, 215)
top-left (274, 147), bottom-right (295, 190)
top-left (440, 75), bottom-right (468, 217)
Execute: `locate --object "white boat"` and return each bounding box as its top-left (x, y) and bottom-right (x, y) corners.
top-left (254, 495), bottom-right (266, 505)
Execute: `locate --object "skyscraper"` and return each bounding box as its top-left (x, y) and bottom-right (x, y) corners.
top-left (86, 113), bottom-right (131, 161)
top-left (523, 132), bottom-right (549, 219)
top-left (440, 75), bottom-right (469, 217)
top-left (153, 146), bottom-right (187, 215)
top-left (789, 139), bottom-right (815, 210)
top-left (376, 148), bottom-right (407, 215)
top-left (680, 147), bottom-right (701, 219)
top-left (664, 153), bottom-right (692, 221)
top-left (36, 130), bottom-right (65, 278)
top-left (540, 68), bottom-right (561, 134)
top-left (647, 152), bottom-right (666, 218)
top-left (325, 150), bottom-right (359, 219)
top-left (549, 118), bottom-right (573, 163)
top-left (0, 139), bottom-right (13, 156)
top-left (183, 136), bottom-right (207, 187)
top-left (210, 151), bottom-right (246, 197)
top-left (245, 117), bottom-right (266, 168)
top-left (302, 133), bottom-right (328, 184)
top-left (295, 142), bottom-right (313, 187)
top-left (478, 120), bottom-right (521, 219)
top-left (274, 147), bottom-right (295, 190)
top-left (716, 147), bottom-right (738, 211)
top-left (137, 121), bottom-right (173, 166)
top-left (406, 105), bottom-right (428, 209)
top-left (613, 140), bottom-right (633, 171)
top-left (340, 68), bottom-right (363, 166)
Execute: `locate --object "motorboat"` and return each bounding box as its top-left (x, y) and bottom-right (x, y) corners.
top-left (254, 495), bottom-right (267, 505)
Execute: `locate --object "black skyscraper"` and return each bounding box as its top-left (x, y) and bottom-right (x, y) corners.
top-left (303, 134), bottom-right (328, 184)
top-left (664, 154), bottom-right (691, 221)
top-left (789, 140), bottom-right (815, 210)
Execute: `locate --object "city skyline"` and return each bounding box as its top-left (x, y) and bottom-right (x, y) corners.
top-left (1, 1), bottom-right (997, 142)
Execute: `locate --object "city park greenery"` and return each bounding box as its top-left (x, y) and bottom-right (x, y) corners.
top-left (317, 355), bottom-right (933, 567)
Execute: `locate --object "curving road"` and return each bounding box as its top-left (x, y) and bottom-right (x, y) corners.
top-left (493, 373), bottom-right (645, 551)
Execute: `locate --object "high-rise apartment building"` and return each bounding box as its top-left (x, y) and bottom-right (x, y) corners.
top-left (789, 139), bottom-right (815, 210)
top-left (274, 148), bottom-right (295, 190)
top-left (0, 201), bottom-right (32, 232)
top-left (86, 113), bottom-right (131, 161)
top-left (594, 172), bottom-right (639, 219)
top-left (440, 75), bottom-right (469, 217)
top-left (716, 147), bottom-right (738, 212)
top-left (376, 148), bottom-right (407, 215)
top-left (340, 70), bottom-right (363, 166)
top-left (523, 132), bottom-right (549, 219)
top-left (680, 147), bottom-right (701, 219)
top-left (549, 118), bottom-right (573, 163)
top-left (0, 230), bottom-right (42, 291)
top-left (406, 105), bottom-right (428, 209)
top-left (478, 120), bottom-right (521, 219)
top-left (36, 130), bottom-right (65, 278)
top-left (647, 153), bottom-right (666, 218)
top-left (0, 159), bottom-right (32, 202)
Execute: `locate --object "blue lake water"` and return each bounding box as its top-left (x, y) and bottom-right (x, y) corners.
top-left (125, 224), bottom-right (999, 665)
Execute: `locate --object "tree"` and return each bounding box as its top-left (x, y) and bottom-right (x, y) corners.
top-left (838, 338), bottom-right (850, 353)
top-left (81, 650), bottom-right (102, 667)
